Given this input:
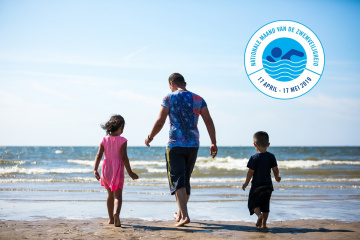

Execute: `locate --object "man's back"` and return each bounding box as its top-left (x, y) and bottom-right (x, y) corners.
top-left (162, 90), bottom-right (207, 148)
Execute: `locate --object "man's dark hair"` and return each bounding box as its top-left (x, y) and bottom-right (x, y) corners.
top-left (168, 73), bottom-right (185, 87)
top-left (253, 131), bottom-right (269, 147)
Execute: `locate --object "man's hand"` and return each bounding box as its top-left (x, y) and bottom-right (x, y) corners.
top-left (242, 183), bottom-right (248, 191)
top-left (94, 170), bottom-right (100, 181)
top-left (129, 171), bottom-right (139, 180)
top-left (145, 137), bottom-right (152, 147)
top-left (210, 144), bottom-right (217, 158)
top-left (275, 176), bottom-right (281, 182)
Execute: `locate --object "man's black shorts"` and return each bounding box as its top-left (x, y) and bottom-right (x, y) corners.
top-left (165, 147), bottom-right (199, 195)
top-left (248, 185), bottom-right (273, 215)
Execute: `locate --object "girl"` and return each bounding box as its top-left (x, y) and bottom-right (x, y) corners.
top-left (93, 115), bottom-right (139, 227)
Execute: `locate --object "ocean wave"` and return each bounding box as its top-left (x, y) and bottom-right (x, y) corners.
top-left (55, 150), bottom-right (63, 154)
top-left (67, 159), bottom-right (165, 167)
top-left (195, 157), bottom-right (360, 170)
top-left (147, 168), bottom-right (166, 173)
top-left (130, 160), bottom-right (165, 167)
top-left (1, 177), bottom-right (359, 184)
top-left (68, 159), bottom-right (100, 166)
top-left (0, 159), bottom-right (26, 166)
top-left (196, 157), bottom-right (249, 170)
top-left (0, 177), bottom-right (97, 183)
top-left (0, 166), bottom-right (93, 175)
top-left (278, 159), bottom-right (360, 169)
top-left (55, 157), bottom-right (360, 175)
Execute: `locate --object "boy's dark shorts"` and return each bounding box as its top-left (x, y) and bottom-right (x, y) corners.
top-left (165, 147), bottom-right (199, 195)
top-left (248, 185), bottom-right (273, 215)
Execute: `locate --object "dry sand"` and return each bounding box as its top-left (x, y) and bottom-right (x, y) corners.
top-left (0, 218), bottom-right (359, 240)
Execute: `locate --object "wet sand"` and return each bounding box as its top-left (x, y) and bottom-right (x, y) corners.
top-left (0, 218), bottom-right (359, 240)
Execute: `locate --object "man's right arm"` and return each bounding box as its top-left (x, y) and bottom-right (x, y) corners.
top-left (145, 106), bottom-right (169, 147)
top-left (200, 106), bottom-right (217, 158)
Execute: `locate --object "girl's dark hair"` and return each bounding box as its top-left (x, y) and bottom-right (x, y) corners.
top-left (101, 115), bottom-right (125, 135)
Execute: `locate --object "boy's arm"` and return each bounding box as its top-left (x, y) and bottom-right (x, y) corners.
top-left (200, 106), bottom-right (217, 158)
top-left (145, 106), bottom-right (169, 147)
top-left (272, 166), bottom-right (281, 182)
top-left (242, 169), bottom-right (254, 190)
top-left (121, 141), bottom-right (139, 180)
top-left (93, 144), bottom-right (104, 181)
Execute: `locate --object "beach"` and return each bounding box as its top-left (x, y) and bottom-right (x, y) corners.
top-left (1, 218), bottom-right (359, 240)
top-left (1, 146), bottom-right (360, 239)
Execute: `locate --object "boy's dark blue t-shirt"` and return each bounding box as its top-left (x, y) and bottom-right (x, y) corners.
top-left (247, 152), bottom-right (277, 188)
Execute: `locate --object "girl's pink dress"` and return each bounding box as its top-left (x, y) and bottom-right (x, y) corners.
top-left (100, 135), bottom-right (127, 191)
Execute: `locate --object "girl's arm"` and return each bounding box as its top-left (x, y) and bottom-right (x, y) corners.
top-left (93, 143), bottom-right (104, 181)
top-left (121, 141), bottom-right (139, 180)
top-left (242, 169), bottom-right (254, 190)
top-left (272, 166), bottom-right (281, 182)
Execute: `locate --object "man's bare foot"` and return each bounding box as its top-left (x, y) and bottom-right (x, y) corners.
top-left (108, 218), bottom-right (114, 224)
top-left (113, 214), bottom-right (121, 227)
top-left (256, 214), bottom-right (263, 227)
top-left (175, 217), bottom-right (190, 227)
top-left (174, 212), bottom-right (181, 222)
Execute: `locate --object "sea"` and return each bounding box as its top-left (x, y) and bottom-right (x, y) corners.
top-left (1, 146), bottom-right (359, 222)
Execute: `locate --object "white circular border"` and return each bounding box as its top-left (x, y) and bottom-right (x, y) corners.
top-left (244, 20), bottom-right (325, 100)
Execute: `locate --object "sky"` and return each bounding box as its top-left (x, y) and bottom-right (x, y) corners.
top-left (0, 0), bottom-right (359, 146)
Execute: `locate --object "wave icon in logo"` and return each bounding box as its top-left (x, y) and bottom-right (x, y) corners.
top-left (262, 38), bottom-right (307, 82)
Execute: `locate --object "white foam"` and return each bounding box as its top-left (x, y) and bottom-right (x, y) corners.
top-left (195, 157), bottom-right (360, 170)
top-left (67, 159), bottom-right (165, 167)
top-left (131, 160), bottom-right (165, 167)
top-left (55, 150), bottom-right (63, 154)
top-left (0, 166), bottom-right (93, 175)
top-left (0, 177), bottom-right (97, 183)
top-left (67, 159), bottom-right (99, 166)
top-left (196, 157), bottom-right (249, 171)
top-left (147, 168), bottom-right (166, 173)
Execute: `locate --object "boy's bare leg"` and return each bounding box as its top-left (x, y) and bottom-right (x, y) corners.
top-left (174, 194), bottom-right (190, 222)
top-left (106, 188), bottom-right (114, 224)
top-left (113, 188), bottom-right (123, 227)
top-left (253, 207), bottom-right (263, 227)
top-left (174, 188), bottom-right (190, 227)
top-left (262, 212), bottom-right (269, 228)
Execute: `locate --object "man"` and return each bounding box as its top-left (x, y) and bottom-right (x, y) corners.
top-left (145, 73), bottom-right (217, 227)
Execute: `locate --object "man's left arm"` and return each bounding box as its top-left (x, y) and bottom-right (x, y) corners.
top-left (145, 106), bottom-right (169, 146)
top-left (200, 106), bottom-right (217, 158)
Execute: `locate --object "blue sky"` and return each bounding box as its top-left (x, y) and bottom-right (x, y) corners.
top-left (0, 0), bottom-right (359, 146)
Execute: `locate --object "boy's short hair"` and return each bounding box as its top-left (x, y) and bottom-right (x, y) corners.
top-left (253, 131), bottom-right (269, 147)
top-left (169, 73), bottom-right (185, 87)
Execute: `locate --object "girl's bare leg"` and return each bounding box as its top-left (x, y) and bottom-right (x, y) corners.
top-left (106, 188), bottom-right (114, 224)
top-left (113, 188), bottom-right (123, 227)
top-left (253, 207), bottom-right (263, 227)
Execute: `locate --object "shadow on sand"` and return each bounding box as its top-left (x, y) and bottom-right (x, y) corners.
top-left (125, 221), bottom-right (354, 235)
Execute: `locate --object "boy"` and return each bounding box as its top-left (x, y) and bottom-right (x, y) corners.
top-left (242, 131), bottom-right (281, 229)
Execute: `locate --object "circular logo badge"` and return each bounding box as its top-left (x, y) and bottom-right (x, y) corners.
top-left (244, 20), bottom-right (325, 99)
